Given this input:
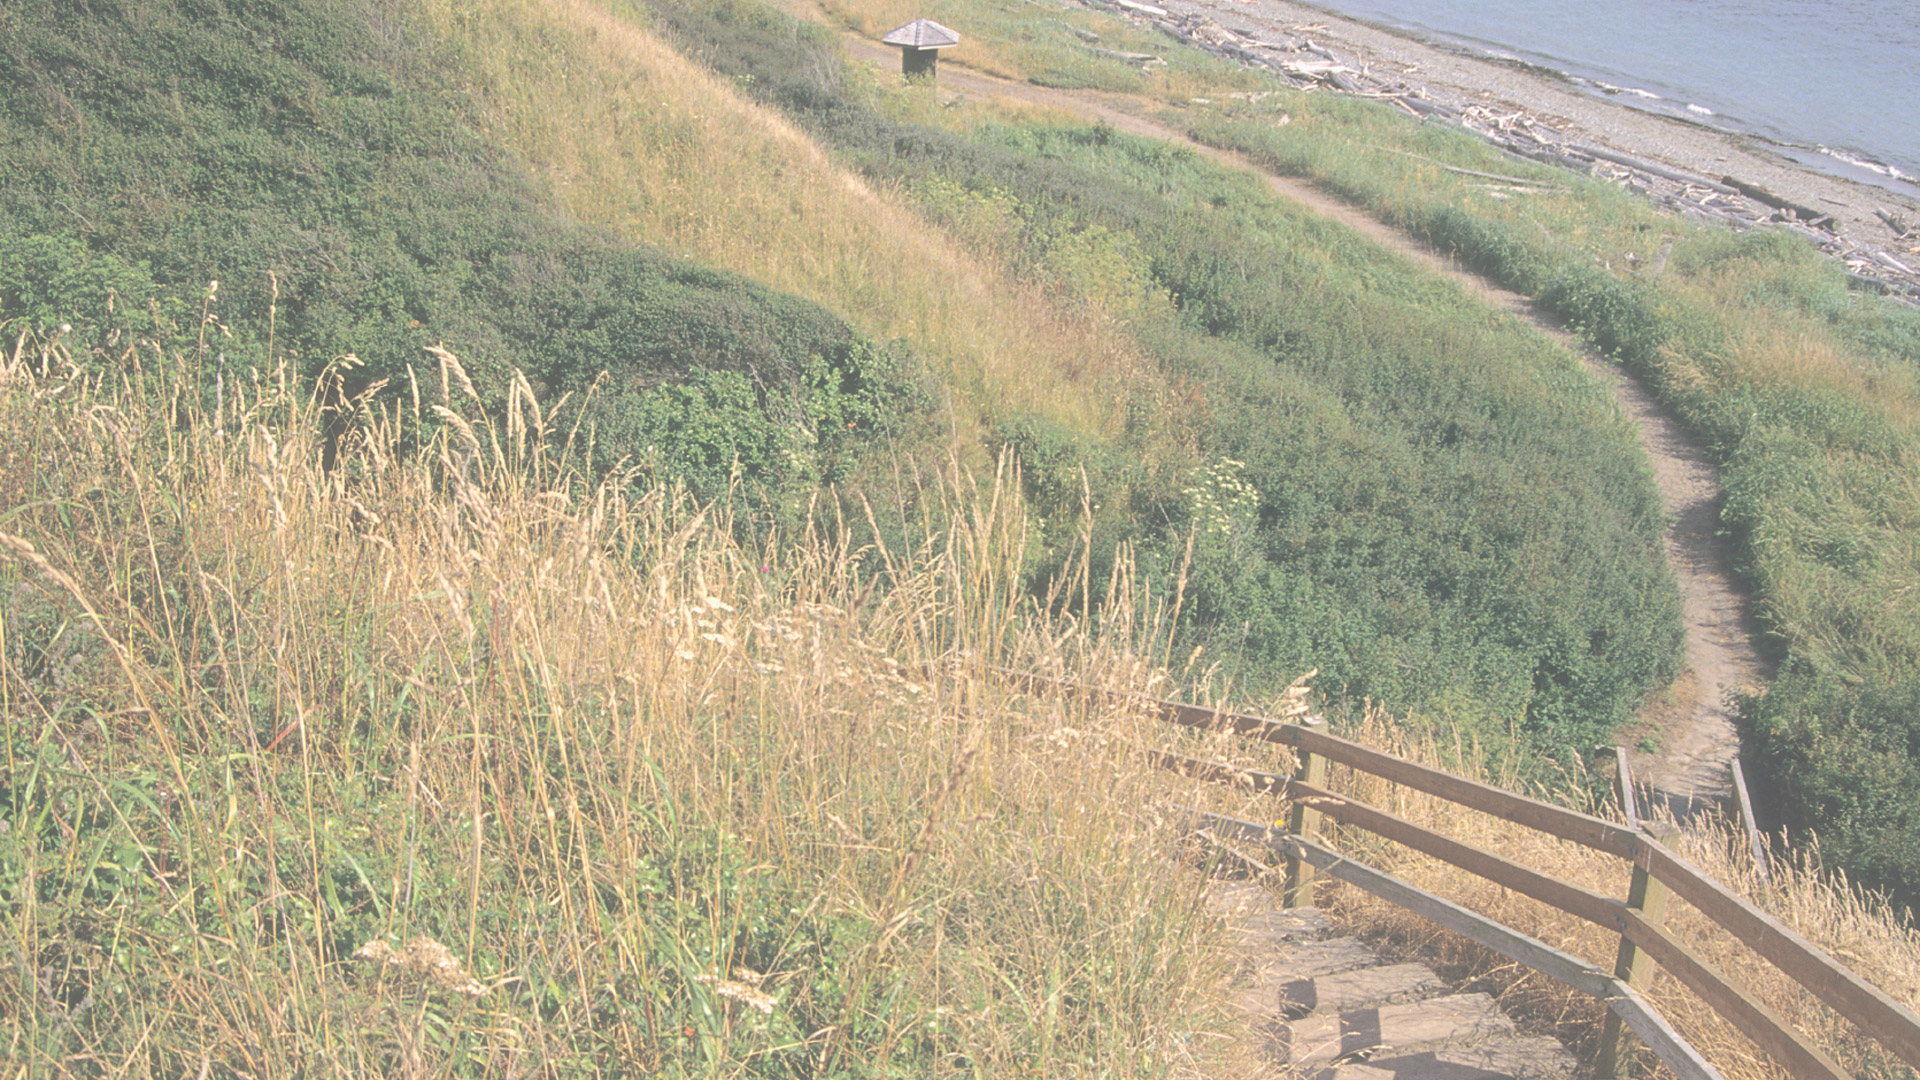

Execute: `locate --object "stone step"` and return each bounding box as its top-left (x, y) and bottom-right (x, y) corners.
top-left (1232, 935), bottom-right (1381, 1013)
top-left (1284, 992), bottom-right (1515, 1071)
top-left (1279, 961), bottom-right (1446, 1019)
top-left (1199, 878), bottom-right (1582, 1080)
top-left (1232, 935), bottom-right (1381, 1018)
top-left (1205, 886), bottom-right (1335, 943)
top-left (1311, 1034), bottom-right (1581, 1080)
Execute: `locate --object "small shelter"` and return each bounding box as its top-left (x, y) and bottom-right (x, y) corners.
top-left (882, 18), bottom-right (960, 80)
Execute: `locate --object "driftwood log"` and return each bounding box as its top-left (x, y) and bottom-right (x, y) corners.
top-left (1574, 146), bottom-right (1736, 195)
top-left (1719, 177), bottom-right (1837, 232)
top-left (1088, 46), bottom-right (1163, 64)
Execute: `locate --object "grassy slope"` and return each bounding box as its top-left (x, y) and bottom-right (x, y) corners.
top-left (0, 3), bottom-right (1914, 1073)
top-left (0, 337), bottom-right (1227, 1075)
top-left (639, 0), bottom-right (1682, 761)
top-left (1183, 80), bottom-right (1920, 910)
top-left (416, 0), bottom-right (1160, 447)
top-left (0, 0), bottom-right (1687, 760)
top-left (802, 0), bottom-right (1920, 910)
top-left (0, 0), bottom-right (941, 517)
top-left (0, 2), bottom-right (1258, 1073)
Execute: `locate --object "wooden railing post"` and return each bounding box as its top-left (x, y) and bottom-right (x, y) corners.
top-left (1599, 823), bottom-right (1680, 1078)
top-left (1609, 746), bottom-right (1640, 830)
top-left (1282, 716), bottom-right (1329, 908)
top-left (1730, 758), bottom-right (1771, 884)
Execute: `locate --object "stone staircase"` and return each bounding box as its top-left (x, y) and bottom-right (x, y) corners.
top-left (1210, 882), bottom-right (1581, 1079)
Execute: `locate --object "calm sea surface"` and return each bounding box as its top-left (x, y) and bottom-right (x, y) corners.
top-left (1305, 0), bottom-right (1920, 196)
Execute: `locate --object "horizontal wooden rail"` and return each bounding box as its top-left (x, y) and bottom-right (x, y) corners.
top-left (1018, 675), bottom-right (1920, 1074)
top-left (1639, 838), bottom-right (1920, 1069)
top-left (1618, 908), bottom-right (1848, 1080)
top-left (1197, 811), bottom-right (1726, 1080)
top-left (1153, 750), bottom-right (1624, 927)
top-left (1154, 697), bottom-right (1643, 859)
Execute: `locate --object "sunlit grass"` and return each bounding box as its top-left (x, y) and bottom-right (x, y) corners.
top-left (0, 330), bottom-right (1233, 1075)
top-left (814, 0), bottom-right (1271, 98)
top-left (419, 0), bottom-right (1162, 454)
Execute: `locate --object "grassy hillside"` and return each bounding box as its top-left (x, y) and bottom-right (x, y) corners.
top-left (0, 0), bottom-right (1686, 768)
top-left (1183, 73), bottom-right (1920, 911)
top-left (412, 0), bottom-right (1161, 447)
top-left (781, 0), bottom-right (1920, 911)
top-left (635, 0), bottom-right (1681, 762)
top-left (0, 0), bottom-right (928, 515)
top-left (0, 338), bottom-right (1228, 1075)
top-left (4, 0), bottom-right (1918, 1072)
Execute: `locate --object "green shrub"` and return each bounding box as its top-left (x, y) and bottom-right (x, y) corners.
top-left (0, 0), bottom-right (926, 512)
top-left (650, 1), bottom-right (1683, 762)
top-left (1191, 77), bottom-right (1920, 907)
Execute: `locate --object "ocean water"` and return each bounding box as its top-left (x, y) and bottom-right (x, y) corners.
top-left (1306, 0), bottom-right (1920, 197)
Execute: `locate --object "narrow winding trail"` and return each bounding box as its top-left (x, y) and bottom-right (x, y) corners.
top-left (767, 0), bottom-right (1769, 812)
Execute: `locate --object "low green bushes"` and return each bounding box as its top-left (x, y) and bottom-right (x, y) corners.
top-left (1193, 86), bottom-right (1920, 910)
top-left (0, 0), bottom-right (924, 512)
top-left (644, 0), bottom-right (1685, 763)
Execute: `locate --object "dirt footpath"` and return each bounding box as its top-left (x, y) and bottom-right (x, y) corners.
top-left (770, 0), bottom-right (1766, 812)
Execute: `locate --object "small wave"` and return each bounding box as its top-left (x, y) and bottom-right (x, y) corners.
top-left (1686, 103), bottom-right (1715, 116)
top-left (1594, 81), bottom-right (1661, 100)
top-left (1817, 145), bottom-right (1914, 181)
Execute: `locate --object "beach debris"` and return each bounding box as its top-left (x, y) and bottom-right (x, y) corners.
top-left (1090, 46), bottom-right (1165, 65)
top-left (1575, 146), bottom-right (1735, 194)
top-left (1062, 0), bottom-right (1920, 303)
top-left (1875, 251), bottom-right (1915, 275)
top-left (1720, 176), bottom-right (1837, 231)
top-left (1050, 19), bottom-right (1101, 43)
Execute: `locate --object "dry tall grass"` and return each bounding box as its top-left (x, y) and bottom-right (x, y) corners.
top-left (419, 0), bottom-right (1160, 450)
top-left (10, 326), bottom-right (1917, 1078)
top-left (0, 329), bottom-right (1239, 1076)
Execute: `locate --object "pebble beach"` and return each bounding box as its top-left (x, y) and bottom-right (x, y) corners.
top-left (1102, 0), bottom-right (1920, 300)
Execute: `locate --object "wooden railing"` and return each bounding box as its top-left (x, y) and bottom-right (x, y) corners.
top-left (1021, 677), bottom-right (1920, 1080)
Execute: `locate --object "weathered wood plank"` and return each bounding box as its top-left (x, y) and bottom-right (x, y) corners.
top-left (1155, 698), bottom-right (1642, 859)
top-left (1155, 750), bottom-right (1623, 927)
top-left (1283, 719), bottom-right (1330, 908)
top-left (1611, 746), bottom-right (1640, 830)
top-left (1643, 839), bottom-right (1920, 1070)
top-left (1600, 824), bottom-right (1677, 1078)
top-left (1728, 758), bottom-right (1770, 883)
top-left (1195, 811), bottom-right (1726, 1080)
top-left (1620, 909), bottom-right (1849, 1080)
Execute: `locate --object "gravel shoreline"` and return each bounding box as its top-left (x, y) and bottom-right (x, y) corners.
top-left (1079, 0), bottom-right (1920, 302)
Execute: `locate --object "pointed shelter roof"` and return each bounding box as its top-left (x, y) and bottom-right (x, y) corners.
top-left (882, 18), bottom-right (961, 50)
